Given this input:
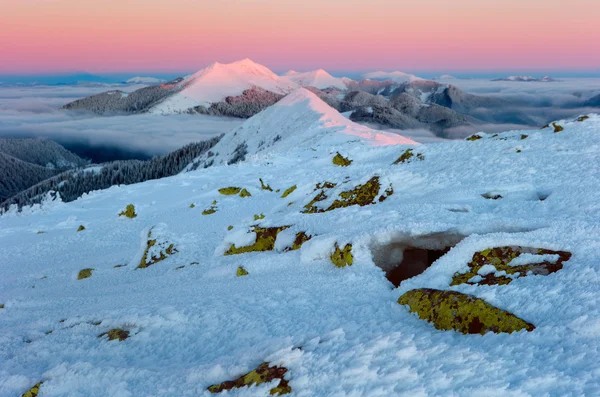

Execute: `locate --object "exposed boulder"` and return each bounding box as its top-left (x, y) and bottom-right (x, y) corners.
top-left (207, 362), bottom-right (291, 395)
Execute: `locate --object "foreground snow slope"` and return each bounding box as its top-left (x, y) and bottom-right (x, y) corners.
top-left (150, 59), bottom-right (299, 114)
top-left (2, 111), bottom-right (600, 396)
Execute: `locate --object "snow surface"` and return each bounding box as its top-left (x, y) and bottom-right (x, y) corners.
top-left (282, 69), bottom-right (348, 90)
top-left (2, 94), bottom-right (600, 396)
top-left (361, 71), bottom-right (422, 83)
top-left (150, 59), bottom-right (299, 114)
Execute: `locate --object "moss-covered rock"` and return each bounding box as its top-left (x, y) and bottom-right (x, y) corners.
top-left (118, 204), bottom-right (137, 218)
top-left (287, 232), bottom-right (312, 251)
top-left (332, 152), bottom-right (352, 167)
top-left (378, 184), bottom-right (394, 202)
top-left (331, 243), bottom-right (353, 268)
top-left (225, 226), bottom-right (290, 255)
top-left (281, 185), bottom-right (296, 198)
top-left (239, 188), bottom-right (252, 198)
top-left (203, 200), bottom-right (218, 215)
top-left (237, 267), bottom-right (249, 277)
top-left (260, 178), bottom-right (273, 191)
top-left (398, 288), bottom-right (535, 335)
top-left (219, 187), bottom-right (242, 195)
top-left (98, 328), bottom-right (129, 342)
top-left (254, 214), bottom-right (265, 221)
top-left (577, 115), bottom-right (589, 122)
top-left (304, 177), bottom-right (381, 214)
top-left (207, 362), bottom-right (291, 395)
top-left (552, 122), bottom-right (564, 133)
top-left (21, 382), bottom-right (43, 397)
top-left (190, 203), bottom-right (195, 209)
top-left (315, 181), bottom-right (336, 190)
top-left (466, 134), bottom-right (482, 141)
top-left (450, 246), bottom-right (571, 286)
top-left (137, 228), bottom-right (177, 269)
top-left (0, 303), bottom-right (4, 309)
top-left (521, 134), bottom-right (528, 140)
top-left (227, 225), bottom-right (234, 231)
top-left (482, 192), bottom-right (502, 200)
top-left (393, 149), bottom-right (424, 164)
top-left (77, 225), bottom-right (85, 232)
top-left (77, 268), bottom-right (94, 280)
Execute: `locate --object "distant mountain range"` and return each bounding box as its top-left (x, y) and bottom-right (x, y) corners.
top-left (61, 59), bottom-right (513, 136)
top-left (492, 76), bottom-right (558, 82)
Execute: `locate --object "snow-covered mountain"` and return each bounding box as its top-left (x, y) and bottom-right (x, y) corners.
top-left (149, 59), bottom-right (299, 114)
top-left (361, 70), bottom-right (422, 83)
top-left (2, 112), bottom-right (600, 396)
top-left (282, 69), bottom-right (348, 90)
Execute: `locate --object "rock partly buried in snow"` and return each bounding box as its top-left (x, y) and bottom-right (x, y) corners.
top-left (118, 204), bottom-right (137, 219)
top-left (450, 247), bottom-right (572, 286)
top-left (398, 288), bottom-right (535, 335)
top-left (21, 382), bottom-right (43, 397)
top-left (303, 176), bottom-right (382, 213)
top-left (207, 362), bottom-right (291, 395)
top-left (137, 226), bottom-right (177, 269)
top-left (225, 226), bottom-right (290, 255)
top-left (98, 328), bottom-right (130, 342)
top-left (332, 152), bottom-right (352, 167)
top-left (393, 148), bottom-right (424, 164)
top-left (331, 243), bottom-right (353, 268)
top-left (237, 267), bottom-right (249, 277)
top-left (77, 268), bottom-right (94, 280)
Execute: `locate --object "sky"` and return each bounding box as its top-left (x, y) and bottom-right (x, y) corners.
top-left (1, 0), bottom-right (600, 75)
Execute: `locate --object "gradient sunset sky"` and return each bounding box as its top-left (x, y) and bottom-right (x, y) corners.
top-left (1, 0), bottom-right (599, 74)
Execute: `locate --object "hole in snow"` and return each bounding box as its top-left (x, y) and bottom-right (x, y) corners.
top-left (370, 232), bottom-right (466, 287)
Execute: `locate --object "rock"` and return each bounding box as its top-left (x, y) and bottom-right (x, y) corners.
top-left (398, 288), bottom-right (535, 334)
top-left (207, 362), bottom-right (291, 395)
top-left (77, 268), bottom-right (94, 280)
top-left (118, 204), bottom-right (137, 218)
top-left (331, 243), bottom-right (353, 268)
top-left (98, 328), bottom-right (130, 342)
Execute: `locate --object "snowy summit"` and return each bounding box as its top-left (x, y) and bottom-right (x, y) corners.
top-left (282, 69), bottom-right (348, 90)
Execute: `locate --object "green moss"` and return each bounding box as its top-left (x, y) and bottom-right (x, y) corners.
top-left (393, 148), bottom-right (424, 164)
top-left (399, 288), bottom-right (535, 334)
top-left (237, 267), bottom-right (249, 277)
top-left (21, 382), bottom-right (43, 397)
top-left (207, 362), bottom-right (290, 395)
top-left (98, 328), bottom-right (129, 341)
top-left (281, 185), bottom-right (296, 198)
top-left (466, 134), bottom-right (482, 141)
top-left (521, 134), bottom-right (528, 140)
top-left (77, 268), bottom-right (94, 280)
top-left (330, 243), bottom-right (353, 268)
top-left (0, 304), bottom-right (4, 309)
top-left (118, 204), bottom-right (137, 218)
top-left (254, 214), bottom-right (265, 221)
top-left (190, 203), bottom-right (195, 208)
top-left (225, 226), bottom-right (290, 255)
top-left (239, 188), bottom-right (252, 198)
top-left (77, 225), bottom-right (85, 232)
top-left (175, 265), bottom-right (185, 270)
top-left (228, 225), bottom-right (234, 231)
top-left (552, 122), bottom-right (564, 133)
top-left (332, 152), bottom-right (352, 166)
top-left (219, 187), bottom-right (242, 195)
top-left (450, 246), bottom-right (572, 286)
top-left (577, 115), bottom-right (589, 122)
top-left (113, 264), bottom-right (126, 268)
top-left (260, 178), bottom-right (273, 191)
top-left (302, 190), bottom-right (328, 214)
top-left (137, 229), bottom-right (178, 269)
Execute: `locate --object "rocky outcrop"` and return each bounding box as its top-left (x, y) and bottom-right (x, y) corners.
top-left (207, 362), bottom-right (291, 395)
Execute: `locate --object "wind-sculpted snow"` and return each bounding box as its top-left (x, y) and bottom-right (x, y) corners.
top-left (1, 108), bottom-right (600, 395)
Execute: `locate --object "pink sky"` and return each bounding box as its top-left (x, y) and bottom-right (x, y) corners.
top-left (1, 0), bottom-right (599, 74)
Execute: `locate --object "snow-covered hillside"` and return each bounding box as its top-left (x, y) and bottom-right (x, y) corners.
top-left (2, 104), bottom-right (600, 395)
top-left (190, 89), bottom-right (415, 168)
top-left (361, 70), bottom-right (422, 83)
top-left (283, 70), bottom-right (348, 90)
top-left (150, 59), bottom-right (299, 114)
